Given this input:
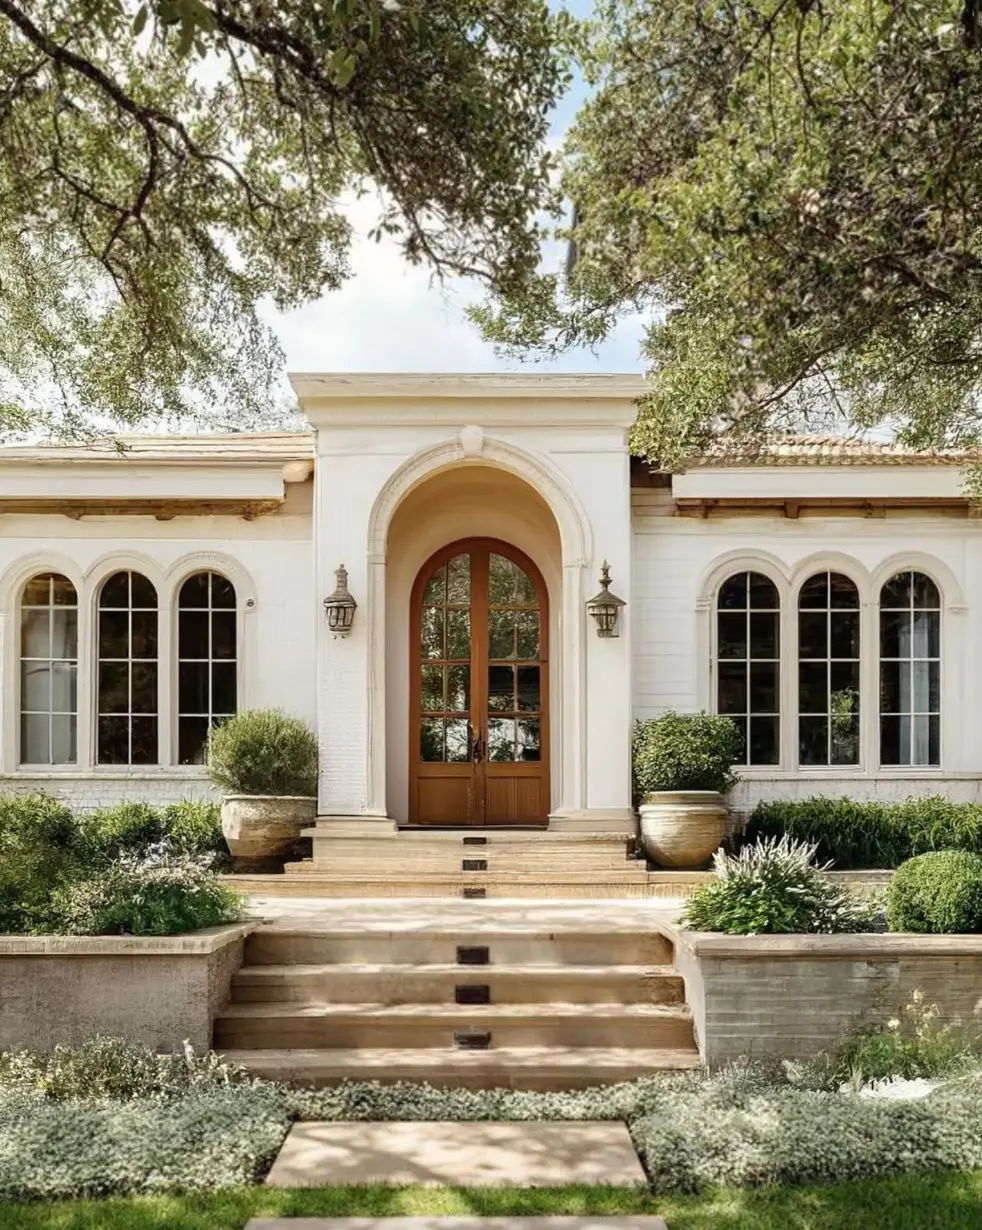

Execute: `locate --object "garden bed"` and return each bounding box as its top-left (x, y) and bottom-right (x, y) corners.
top-left (0, 923), bottom-right (254, 1052)
top-left (663, 921), bottom-right (982, 1067)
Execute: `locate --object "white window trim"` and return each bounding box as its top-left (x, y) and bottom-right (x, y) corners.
top-left (699, 550), bottom-right (964, 779)
top-left (0, 550), bottom-right (256, 774)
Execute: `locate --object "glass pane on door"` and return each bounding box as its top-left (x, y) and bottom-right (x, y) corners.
top-left (419, 553), bottom-right (472, 762)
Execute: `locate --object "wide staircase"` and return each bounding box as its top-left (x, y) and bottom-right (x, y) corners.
top-left (215, 902), bottom-right (701, 1089)
top-left (231, 824), bottom-right (661, 899)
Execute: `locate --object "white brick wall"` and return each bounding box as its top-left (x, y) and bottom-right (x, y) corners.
top-left (631, 496), bottom-right (982, 801)
top-left (0, 496), bottom-right (316, 813)
top-left (0, 772), bottom-right (218, 811)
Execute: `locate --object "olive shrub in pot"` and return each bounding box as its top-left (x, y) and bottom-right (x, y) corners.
top-left (208, 709), bottom-right (319, 864)
top-left (633, 712), bottom-right (741, 869)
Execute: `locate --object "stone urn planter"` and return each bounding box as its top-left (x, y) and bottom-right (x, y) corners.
top-left (633, 711), bottom-right (741, 870)
top-left (220, 794), bottom-right (316, 862)
top-left (208, 709), bottom-right (320, 867)
top-left (638, 790), bottom-right (729, 869)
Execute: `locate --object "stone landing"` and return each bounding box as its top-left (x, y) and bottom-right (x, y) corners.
top-left (235, 825), bottom-right (655, 899)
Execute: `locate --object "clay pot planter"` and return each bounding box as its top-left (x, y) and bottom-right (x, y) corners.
top-left (220, 795), bottom-right (316, 863)
top-left (638, 790), bottom-right (729, 869)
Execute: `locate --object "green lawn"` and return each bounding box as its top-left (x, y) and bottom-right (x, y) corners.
top-left (5, 1175), bottom-right (982, 1230)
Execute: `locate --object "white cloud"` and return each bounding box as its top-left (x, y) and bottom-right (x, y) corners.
top-left (263, 196), bottom-right (647, 376)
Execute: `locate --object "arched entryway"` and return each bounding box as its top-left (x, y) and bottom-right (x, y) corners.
top-left (409, 538), bottom-right (549, 826)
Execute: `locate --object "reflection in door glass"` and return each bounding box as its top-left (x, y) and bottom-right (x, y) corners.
top-left (517, 666), bottom-right (540, 711)
top-left (489, 554), bottom-right (537, 605)
top-left (420, 665), bottom-right (443, 711)
top-left (518, 718), bottom-right (541, 761)
top-left (488, 664), bottom-right (514, 711)
top-left (420, 718), bottom-right (444, 762)
top-left (487, 717), bottom-right (515, 762)
top-left (446, 554), bottom-right (471, 603)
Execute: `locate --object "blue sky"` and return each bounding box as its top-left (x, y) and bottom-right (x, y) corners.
top-left (266, 0), bottom-right (647, 376)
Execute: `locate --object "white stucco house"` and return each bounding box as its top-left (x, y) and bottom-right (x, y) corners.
top-left (0, 373), bottom-right (975, 831)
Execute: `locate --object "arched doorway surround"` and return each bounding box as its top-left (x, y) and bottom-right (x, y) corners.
top-left (366, 431), bottom-right (592, 823)
top-left (409, 538), bottom-right (549, 825)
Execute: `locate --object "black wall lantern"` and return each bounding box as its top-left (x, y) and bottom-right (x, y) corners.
top-left (586, 560), bottom-right (626, 638)
top-left (324, 564), bottom-right (357, 636)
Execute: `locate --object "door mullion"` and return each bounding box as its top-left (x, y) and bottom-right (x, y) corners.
top-left (472, 548), bottom-right (488, 825)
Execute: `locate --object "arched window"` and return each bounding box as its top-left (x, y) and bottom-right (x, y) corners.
top-left (97, 570), bottom-right (158, 764)
top-left (879, 571), bottom-right (940, 766)
top-left (178, 571), bottom-right (237, 764)
top-left (20, 573), bottom-right (78, 764)
top-left (716, 571), bottom-right (780, 765)
top-left (798, 571), bottom-right (860, 766)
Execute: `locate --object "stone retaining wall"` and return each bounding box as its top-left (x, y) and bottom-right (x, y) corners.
top-left (0, 923), bottom-right (253, 1052)
top-left (664, 924), bottom-right (982, 1068)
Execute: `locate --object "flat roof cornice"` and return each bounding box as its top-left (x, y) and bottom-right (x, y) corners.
top-left (289, 372), bottom-right (650, 401)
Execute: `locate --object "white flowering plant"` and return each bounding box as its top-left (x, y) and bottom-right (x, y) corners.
top-left (683, 834), bottom-right (877, 934)
top-left (828, 989), bottom-right (982, 1088)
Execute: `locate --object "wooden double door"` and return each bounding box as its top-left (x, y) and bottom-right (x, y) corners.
top-left (410, 538), bottom-right (549, 826)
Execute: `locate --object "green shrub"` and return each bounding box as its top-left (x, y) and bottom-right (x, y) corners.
top-left (45, 848), bottom-right (245, 937)
top-left (79, 802), bottom-right (167, 865)
top-left (633, 711), bottom-right (740, 796)
top-left (208, 708), bottom-right (318, 797)
top-left (0, 793), bottom-right (81, 932)
top-left (0, 1036), bottom-right (248, 1100)
top-left (683, 835), bottom-right (876, 934)
top-left (79, 800), bottom-right (225, 866)
top-left (162, 799), bottom-right (225, 859)
top-left (828, 989), bottom-right (982, 1087)
top-left (887, 850), bottom-right (982, 933)
top-left (746, 795), bottom-right (982, 870)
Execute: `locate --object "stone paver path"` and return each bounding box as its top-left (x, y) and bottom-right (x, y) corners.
top-left (246, 1219), bottom-right (667, 1230)
top-left (263, 1122), bottom-right (647, 1188)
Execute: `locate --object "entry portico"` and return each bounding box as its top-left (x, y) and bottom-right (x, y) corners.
top-left (296, 373), bottom-right (647, 834)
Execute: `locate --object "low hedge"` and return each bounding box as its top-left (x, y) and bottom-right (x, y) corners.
top-left (745, 795), bottom-right (982, 870)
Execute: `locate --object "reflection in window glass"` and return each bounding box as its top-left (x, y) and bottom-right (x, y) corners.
top-left (879, 571), bottom-right (940, 766)
top-left (178, 572), bottom-right (237, 765)
top-left (716, 571), bottom-right (779, 765)
top-left (20, 573), bottom-right (78, 764)
top-left (797, 572), bottom-right (860, 767)
top-left (97, 571), bottom-right (158, 765)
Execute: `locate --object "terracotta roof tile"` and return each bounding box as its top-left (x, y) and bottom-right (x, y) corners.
top-left (0, 431), bottom-right (314, 464)
top-left (683, 434), bottom-right (975, 469)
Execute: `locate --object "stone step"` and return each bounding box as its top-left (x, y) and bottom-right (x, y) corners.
top-left (243, 926), bottom-right (674, 968)
top-left (220, 1045), bottom-right (701, 1090)
top-left (287, 861), bottom-right (647, 878)
top-left (213, 1001), bottom-right (694, 1050)
top-left (230, 962), bottom-right (684, 1005)
top-left (234, 875), bottom-right (652, 899)
top-left (303, 827), bottom-right (633, 845)
top-left (303, 849), bottom-right (639, 872)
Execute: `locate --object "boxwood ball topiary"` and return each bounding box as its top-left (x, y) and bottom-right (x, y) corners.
top-left (887, 850), bottom-right (982, 933)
